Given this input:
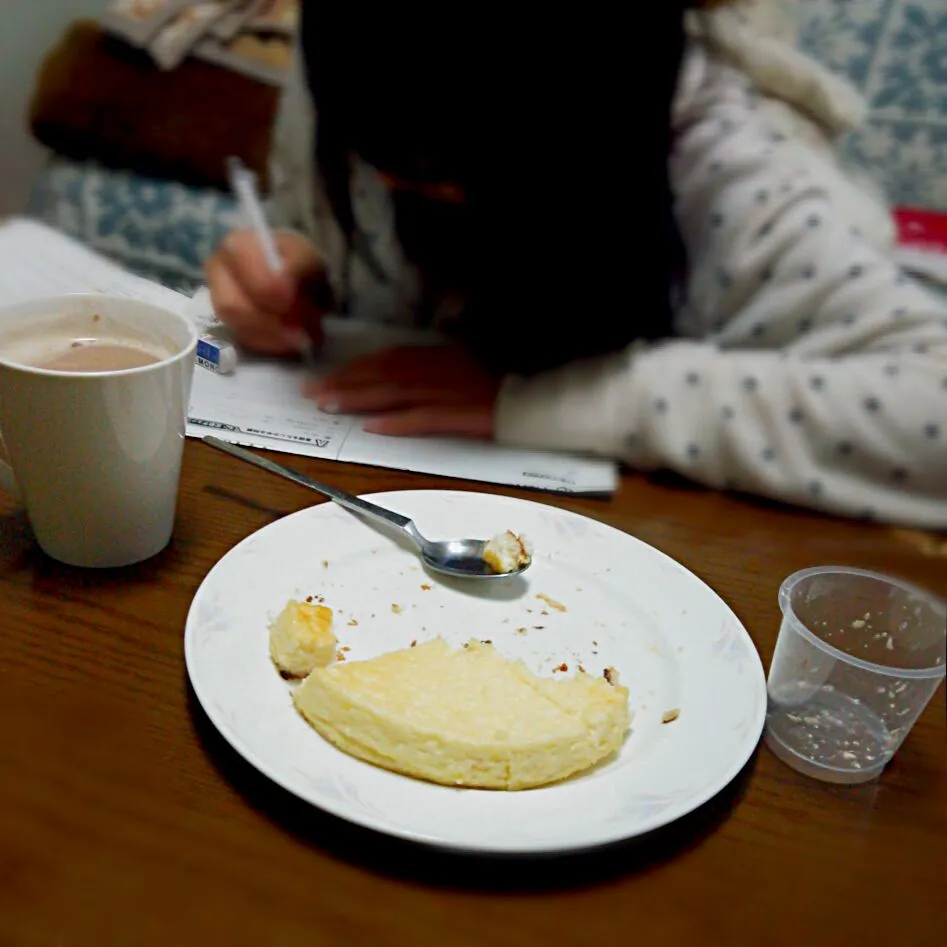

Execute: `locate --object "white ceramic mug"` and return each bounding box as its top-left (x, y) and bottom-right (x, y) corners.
top-left (0, 294), bottom-right (197, 568)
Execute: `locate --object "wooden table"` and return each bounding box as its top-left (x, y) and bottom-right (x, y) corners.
top-left (1, 443), bottom-right (944, 947)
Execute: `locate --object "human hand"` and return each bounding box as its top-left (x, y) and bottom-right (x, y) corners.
top-left (305, 344), bottom-right (501, 439)
top-left (205, 229), bottom-right (333, 355)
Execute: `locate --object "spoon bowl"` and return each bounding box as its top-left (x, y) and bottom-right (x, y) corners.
top-left (421, 539), bottom-right (508, 579)
top-left (204, 436), bottom-right (531, 580)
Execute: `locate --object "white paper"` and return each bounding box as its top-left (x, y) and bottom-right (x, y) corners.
top-left (0, 218), bottom-right (189, 314)
top-left (0, 219), bottom-right (617, 495)
top-left (186, 290), bottom-right (617, 495)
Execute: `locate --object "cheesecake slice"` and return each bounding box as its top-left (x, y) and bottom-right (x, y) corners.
top-left (292, 638), bottom-right (630, 790)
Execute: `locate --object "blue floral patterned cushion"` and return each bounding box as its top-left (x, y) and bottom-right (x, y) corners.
top-left (26, 160), bottom-right (242, 295)
top-left (797, 0), bottom-right (947, 210)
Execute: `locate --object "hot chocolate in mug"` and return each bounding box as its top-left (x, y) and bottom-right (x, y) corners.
top-left (0, 294), bottom-right (197, 567)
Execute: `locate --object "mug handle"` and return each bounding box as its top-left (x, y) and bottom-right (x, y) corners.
top-left (0, 431), bottom-right (21, 499)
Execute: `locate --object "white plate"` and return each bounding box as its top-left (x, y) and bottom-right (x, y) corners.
top-left (185, 490), bottom-right (766, 854)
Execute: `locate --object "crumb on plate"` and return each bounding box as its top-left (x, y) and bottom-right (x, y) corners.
top-left (536, 593), bottom-right (566, 613)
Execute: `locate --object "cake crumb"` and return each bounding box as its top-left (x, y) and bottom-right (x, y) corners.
top-left (322, 559), bottom-right (329, 568)
top-left (536, 593), bottom-right (566, 612)
top-left (391, 603), bottom-right (403, 614)
top-left (335, 650), bottom-right (347, 662)
top-left (483, 530), bottom-right (532, 574)
top-left (410, 639), bottom-right (418, 647)
top-left (603, 666), bottom-right (620, 686)
top-left (347, 618), bottom-right (359, 627)
top-left (662, 708), bottom-right (681, 724)
top-left (516, 627), bottom-right (528, 635)
top-left (554, 662), bottom-right (569, 673)
top-left (269, 599), bottom-right (336, 678)
top-left (421, 584), bottom-right (432, 591)
top-left (305, 595), bottom-right (314, 603)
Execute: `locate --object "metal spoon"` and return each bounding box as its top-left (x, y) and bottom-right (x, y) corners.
top-left (203, 436), bottom-right (530, 580)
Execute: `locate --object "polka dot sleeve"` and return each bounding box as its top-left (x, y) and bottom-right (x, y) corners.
top-left (495, 47), bottom-right (947, 528)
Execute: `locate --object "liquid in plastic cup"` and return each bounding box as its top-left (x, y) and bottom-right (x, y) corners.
top-left (765, 566), bottom-right (946, 784)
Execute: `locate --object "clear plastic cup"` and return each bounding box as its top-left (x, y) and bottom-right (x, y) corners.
top-left (765, 567), bottom-right (946, 784)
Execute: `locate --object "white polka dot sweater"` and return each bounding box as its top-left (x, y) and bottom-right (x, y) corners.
top-left (269, 7), bottom-right (947, 527)
top-left (496, 43), bottom-right (947, 528)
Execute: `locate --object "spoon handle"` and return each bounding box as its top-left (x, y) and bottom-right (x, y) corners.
top-left (203, 436), bottom-right (413, 531)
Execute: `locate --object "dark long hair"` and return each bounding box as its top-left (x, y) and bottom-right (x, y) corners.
top-left (300, 3), bottom-right (690, 375)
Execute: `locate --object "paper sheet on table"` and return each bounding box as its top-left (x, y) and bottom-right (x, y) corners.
top-left (186, 289), bottom-right (618, 495)
top-left (0, 217), bottom-right (189, 313)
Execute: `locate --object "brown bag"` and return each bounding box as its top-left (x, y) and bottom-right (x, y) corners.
top-left (29, 21), bottom-right (280, 190)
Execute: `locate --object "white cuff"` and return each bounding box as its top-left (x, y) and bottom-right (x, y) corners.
top-left (494, 349), bottom-right (642, 459)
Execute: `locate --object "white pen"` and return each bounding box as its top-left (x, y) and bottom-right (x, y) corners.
top-left (226, 156), bottom-right (317, 367)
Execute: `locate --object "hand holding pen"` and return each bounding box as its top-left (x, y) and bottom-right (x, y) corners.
top-left (203, 158), bottom-right (333, 362)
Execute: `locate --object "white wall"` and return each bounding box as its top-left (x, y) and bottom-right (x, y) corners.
top-left (0, 1), bottom-right (108, 215)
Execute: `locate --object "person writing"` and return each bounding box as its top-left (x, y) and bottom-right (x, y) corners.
top-left (206, 0), bottom-right (947, 528)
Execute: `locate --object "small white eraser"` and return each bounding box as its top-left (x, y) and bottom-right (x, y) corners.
top-left (196, 336), bottom-right (238, 375)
